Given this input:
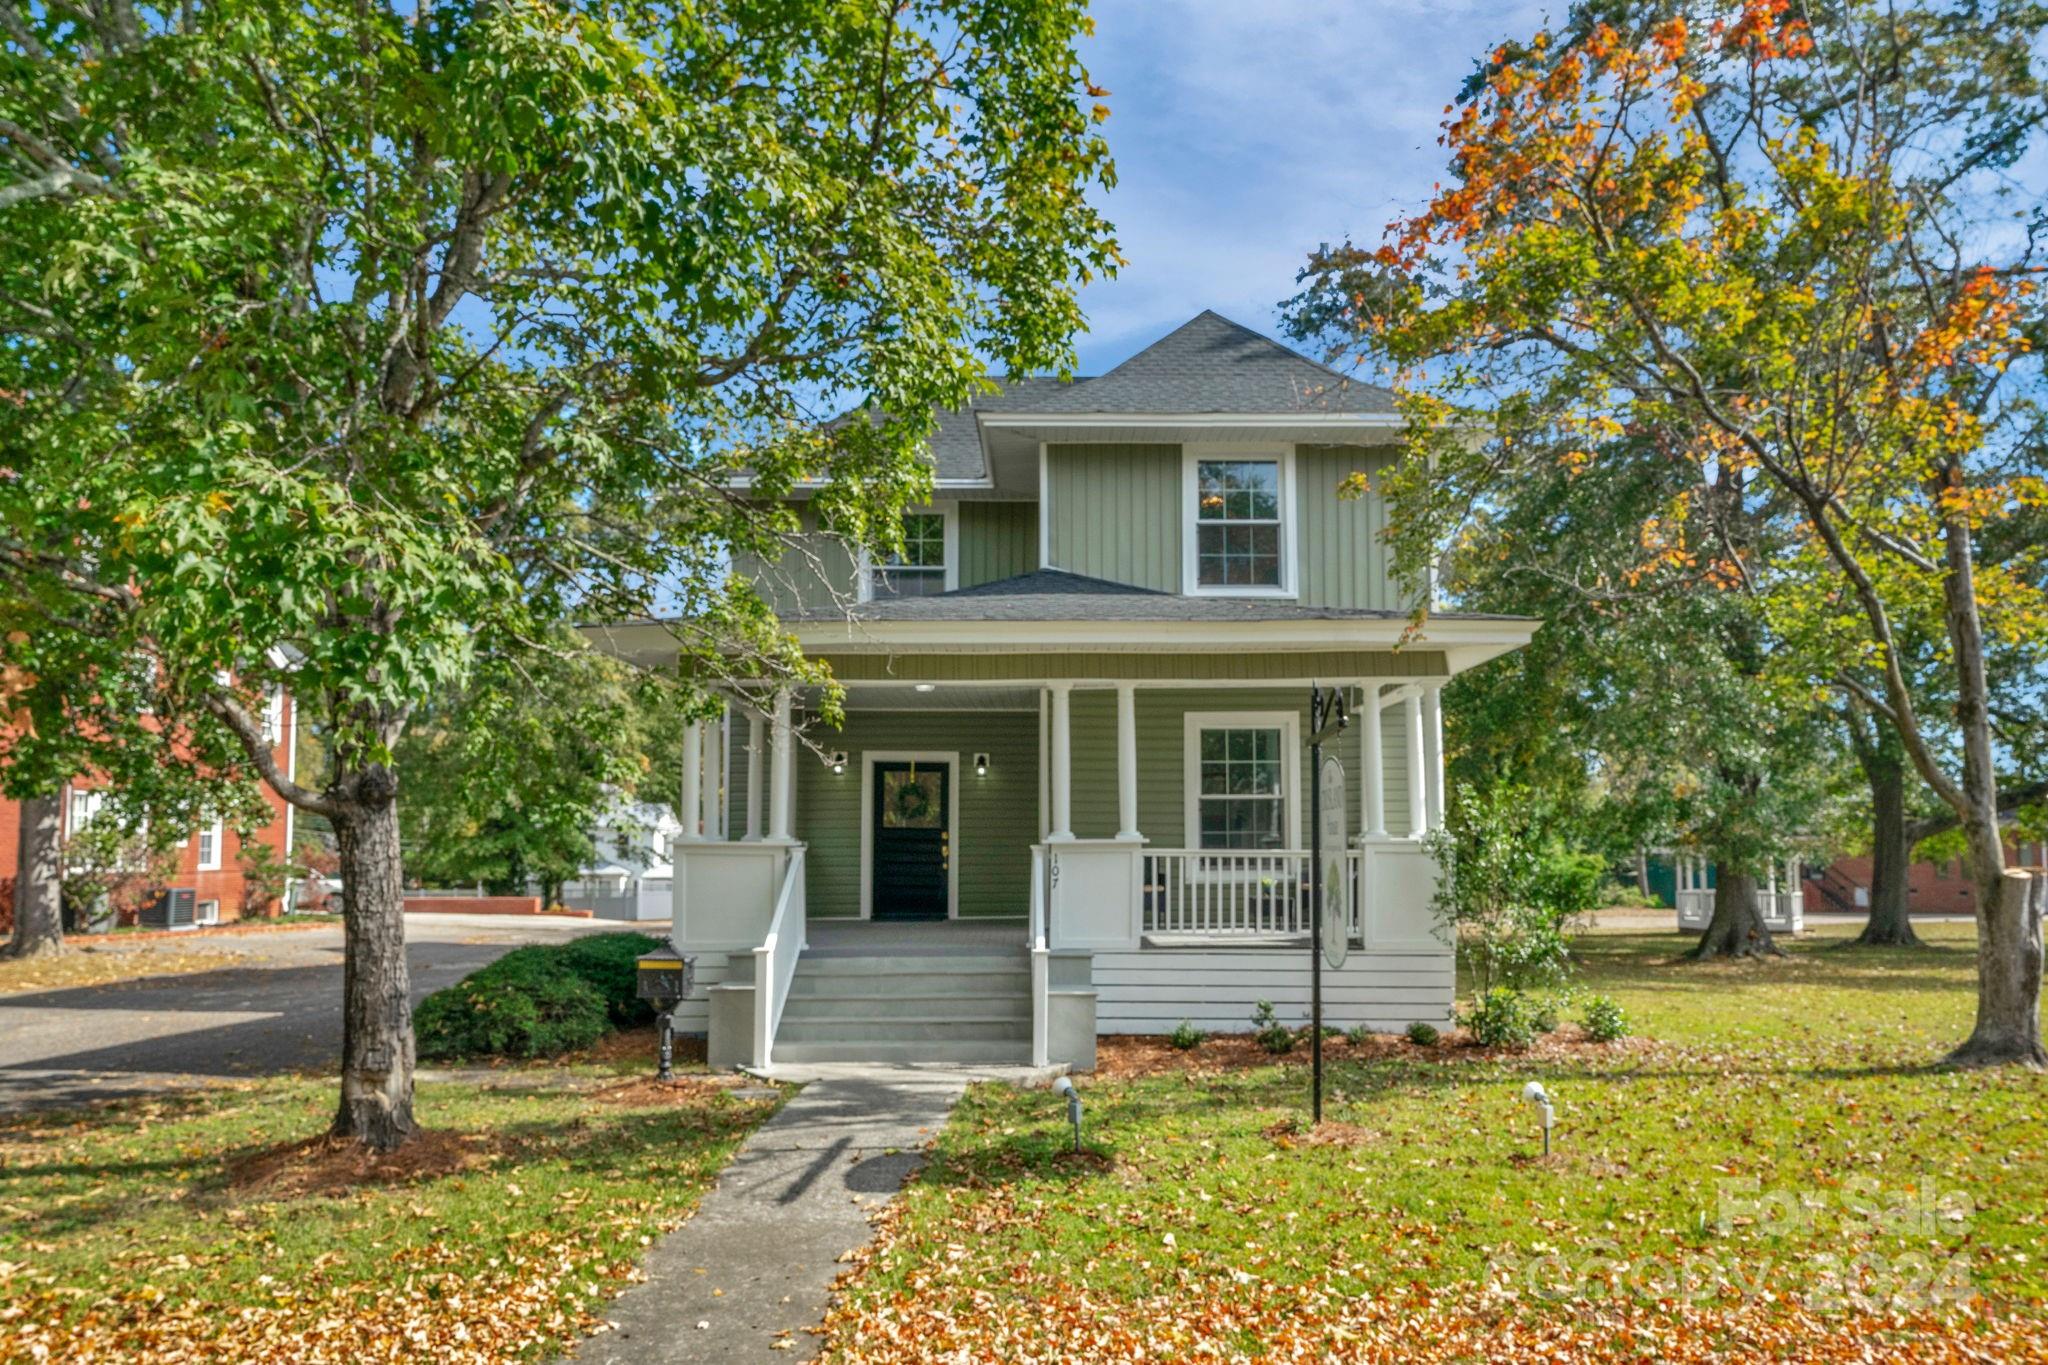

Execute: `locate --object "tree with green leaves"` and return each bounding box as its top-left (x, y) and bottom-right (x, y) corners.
top-left (0, 0), bottom-right (1117, 1145)
top-left (1296, 0), bottom-right (2048, 1062)
top-left (397, 640), bottom-right (680, 908)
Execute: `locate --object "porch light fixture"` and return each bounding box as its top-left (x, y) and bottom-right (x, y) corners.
top-left (973, 752), bottom-right (990, 777)
top-left (829, 750), bottom-right (848, 775)
top-left (912, 682), bottom-right (937, 693)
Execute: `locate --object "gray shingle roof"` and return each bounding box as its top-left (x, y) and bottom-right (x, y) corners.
top-left (1006, 311), bottom-right (1394, 416)
top-left (794, 569), bottom-right (1423, 623)
top-left (925, 376), bottom-right (1090, 480)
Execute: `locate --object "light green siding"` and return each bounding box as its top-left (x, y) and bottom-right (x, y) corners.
top-left (1044, 444), bottom-right (1180, 590)
top-left (794, 710), bottom-right (1038, 919)
top-left (732, 502), bottom-right (860, 618)
top-left (1067, 687), bottom-right (1412, 844)
top-left (958, 501), bottom-right (1038, 587)
top-left (1296, 445), bottom-right (1408, 610)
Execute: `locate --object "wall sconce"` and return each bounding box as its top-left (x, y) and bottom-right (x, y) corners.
top-left (973, 752), bottom-right (990, 777)
top-left (828, 750), bottom-right (848, 775)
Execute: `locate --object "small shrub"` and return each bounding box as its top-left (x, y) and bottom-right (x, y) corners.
top-left (1404, 1020), bottom-right (1440, 1047)
top-left (1348, 1024), bottom-right (1379, 1045)
top-left (1250, 999), bottom-right (1295, 1055)
top-left (558, 931), bottom-right (662, 1026)
top-left (1168, 1019), bottom-right (1206, 1050)
top-left (416, 947), bottom-right (610, 1060)
top-left (1462, 986), bottom-right (1537, 1050)
top-left (1531, 997), bottom-right (1561, 1035)
top-left (1581, 994), bottom-right (1630, 1043)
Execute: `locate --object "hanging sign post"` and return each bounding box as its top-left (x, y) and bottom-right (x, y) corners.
top-left (1306, 683), bottom-right (1349, 1125)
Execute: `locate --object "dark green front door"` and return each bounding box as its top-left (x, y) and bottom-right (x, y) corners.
top-left (872, 760), bottom-right (950, 921)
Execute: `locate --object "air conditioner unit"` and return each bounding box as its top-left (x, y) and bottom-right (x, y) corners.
top-left (142, 888), bottom-right (197, 929)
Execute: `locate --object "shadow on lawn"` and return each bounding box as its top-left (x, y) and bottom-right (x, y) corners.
top-left (0, 1086), bottom-right (765, 1241)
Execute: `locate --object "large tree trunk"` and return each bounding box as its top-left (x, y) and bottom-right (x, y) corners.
top-left (1634, 847), bottom-right (1650, 899)
top-left (330, 777), bottom-right (417, 1149)
top-left (1687, 867), bottom-right (1781, 960)
top-left (8, 792), bottom-right (66, 958)
top-left (1947, 864), bottom-right (2046, 1069)
top-left (1855, 739), bottom-right (1919, 947)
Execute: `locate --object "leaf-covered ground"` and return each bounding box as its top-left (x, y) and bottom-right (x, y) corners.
top-left (0, 1039), bottom-right (776, 1363)
top-left (0, 944), bottom-right (249, 997)
top-left (822, 920), bottom-right (2048, 1362)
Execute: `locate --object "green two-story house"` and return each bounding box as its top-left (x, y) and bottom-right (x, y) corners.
top-left (596, 311), bottom-right (1537, 1071)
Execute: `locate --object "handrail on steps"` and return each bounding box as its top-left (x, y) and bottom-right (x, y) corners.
top-left (752, 846), bottom-right (807, 1069)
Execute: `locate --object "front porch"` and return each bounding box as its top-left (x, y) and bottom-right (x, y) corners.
top-left (661, 662), bottom-right (1465, 1071)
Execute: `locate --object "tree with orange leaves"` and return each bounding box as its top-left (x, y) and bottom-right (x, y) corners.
top-left (1298, 1), bottom-right (2048, 1065)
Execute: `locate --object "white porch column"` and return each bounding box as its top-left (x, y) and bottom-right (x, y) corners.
top-left (1360, 682), bottom-right (1386, 839)
top-left (702, 698), bottom-right (726, 840)
top-left (767, 688), bottom-right (795, 844)
top-left (679, 718), bottom-right (704, 842)
top-left (743, 709), bottom-right (764, 841)
top-left (1422, 680), bottom-right (1446, 833)
top-left (1115, 683), bottom-right (1139, 841)
top-left (1404, 690), bottom-right (1427, 839)
top-left (1048, 681), bottom-right (1074, 841)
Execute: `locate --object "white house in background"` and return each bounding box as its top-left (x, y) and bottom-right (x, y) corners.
top-left (590, 311), bottom-right (1540, 1070)
top-left (556, 795), bottom-right (685, 922)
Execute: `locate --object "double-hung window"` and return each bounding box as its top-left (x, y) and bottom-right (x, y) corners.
top-left (870, 511), bottom-right (951, 598)
top-left (1188, 454), bottom-right (1290, 592)
top-left (196, 816), bottom-right (224, 871)
top-left (1184, 712), bottom-right (1299, 851)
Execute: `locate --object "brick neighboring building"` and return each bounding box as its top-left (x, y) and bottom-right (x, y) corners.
top-left (0, 687), bottom-right (299, 928)
top-left (1812, 835), bottom-right (2048, 917)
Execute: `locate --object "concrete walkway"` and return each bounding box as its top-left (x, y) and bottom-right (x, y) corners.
top-left (572, 1063), bottom-right (1059, 1364)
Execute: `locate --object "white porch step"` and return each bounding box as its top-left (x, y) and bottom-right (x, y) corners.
top-left (770, 1039), bottom-right (1034, 1065)
top-left (770, 950), bottom-right (1032, 1064)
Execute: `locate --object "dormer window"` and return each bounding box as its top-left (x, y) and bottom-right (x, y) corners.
top-left (869, 508), bottom-right (956, 598)
top-left (1185, 451), bottom-right (1294, 594)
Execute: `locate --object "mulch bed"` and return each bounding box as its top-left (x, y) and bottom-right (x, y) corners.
top-left (226, 1130), bottom-right (498, 1198)
top-left (1092, 1027), bottom-right (1646, 1078)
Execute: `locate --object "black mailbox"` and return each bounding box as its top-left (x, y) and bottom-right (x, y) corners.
top-left (634, 944), bottom-right (694, 1081)
top-left (635, 947), bottom-right (693, 1010)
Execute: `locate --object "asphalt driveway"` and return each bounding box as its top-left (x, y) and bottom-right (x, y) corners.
top-left (0, 913), bottom-right (630, 1114)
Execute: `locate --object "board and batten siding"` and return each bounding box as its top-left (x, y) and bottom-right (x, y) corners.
top-left (1043, 443), bottom-right (1181, 590)
top-left (957, 501), bottom-right (1039, 587)
top-left (792, 710), bottom-right (1037, 920)
top-left (1065, 686), bottom-right (1414, 843)
top-left (731, 502), bottom-right (860, 619)
top-left (1295, 444), bottom-right (1408, 611)
top-left (1091, 949), bottom-right (1454, 1033)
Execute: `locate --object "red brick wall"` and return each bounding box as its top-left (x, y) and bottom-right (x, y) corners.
top-left (1819, 838), bottom-right (2048, 916)
top-left (0, 690), bottom-right (296, 926)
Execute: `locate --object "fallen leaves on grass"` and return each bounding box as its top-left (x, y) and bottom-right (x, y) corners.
top-left (1263, 1117), bottom-right (1383, 1149)
top-left (0, 946), bottom-right (244, 997)
top-left (225, 1130), bottom-right (498, 1198)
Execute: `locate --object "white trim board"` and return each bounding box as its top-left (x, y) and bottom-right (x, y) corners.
top-left (1181, 710), bottom-right (1302, 850)
top-left (858, 750), bottom-right (962, 921)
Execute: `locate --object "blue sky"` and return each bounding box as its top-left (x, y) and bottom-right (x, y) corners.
top-left (1068, 1), bottom-right (1549, 373)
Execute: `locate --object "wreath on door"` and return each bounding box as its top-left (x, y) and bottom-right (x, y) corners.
top-left (884, 768), bottom-right (940, 828)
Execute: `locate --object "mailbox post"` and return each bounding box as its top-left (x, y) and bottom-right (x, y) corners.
top-left (635, 945), bottom-right (696, 1082)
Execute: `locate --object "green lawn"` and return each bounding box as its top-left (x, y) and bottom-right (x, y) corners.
top-left (821, 920), bottom-right (2048, 1363)
top-left (0, 1043), bottom-right (775, 1363)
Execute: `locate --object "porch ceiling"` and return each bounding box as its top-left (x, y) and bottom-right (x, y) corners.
top-left (815, 683), bottom-right (1042, 712)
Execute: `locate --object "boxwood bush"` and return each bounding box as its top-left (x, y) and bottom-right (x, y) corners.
top-left (416, 932), bottom-right (661, 1060)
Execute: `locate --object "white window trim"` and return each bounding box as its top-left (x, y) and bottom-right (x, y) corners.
top-left (196, 816), bottom-right (224, 871)
top-left (195, 899), bottom-right (221, 926)
top-left (1181, 446), bottom-right (1298, 597)
top-left (858, 750), bottom-right (962, 921)
top-left (860, 499), bottom-right (959, 601)
top-left (1182, 710), bottom-right (1301, 850)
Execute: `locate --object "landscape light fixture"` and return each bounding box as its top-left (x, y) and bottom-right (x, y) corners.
top-left (1052, 1075), bottom-right (1083, 1153)
top-left (1522, 1081), bottom-right (1556, 1156)
top-left (973, 752), bottom-right (990, 777)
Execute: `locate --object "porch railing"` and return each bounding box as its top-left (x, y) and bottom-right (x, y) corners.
top-left (752, 846), bottom-right (806, 1067)
top-left (1141, 849), bottom-right (1362, 941)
